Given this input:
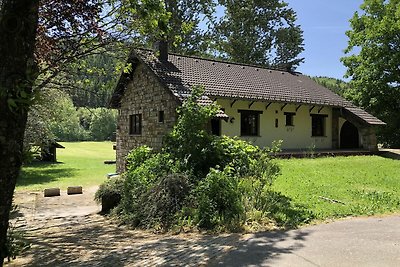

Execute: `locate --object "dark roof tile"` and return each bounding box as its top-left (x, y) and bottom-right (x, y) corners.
top-left (111, 49), bottom-right (385, 126)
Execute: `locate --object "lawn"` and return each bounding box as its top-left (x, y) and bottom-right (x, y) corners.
top-left (17, 142), bottom-right (116, 191)
top-left (17, 143), bottom-right (400, 222)
top-left (274, 156), bottom-right (400, 221)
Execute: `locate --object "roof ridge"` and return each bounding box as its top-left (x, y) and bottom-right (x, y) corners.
top-left (133, 47), bottom-right (301, 75)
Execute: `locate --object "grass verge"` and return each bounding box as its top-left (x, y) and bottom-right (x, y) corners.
top-left (274, 155), bottom-right (400, 221)
top-left (17, 142), bottom-right (115, 191)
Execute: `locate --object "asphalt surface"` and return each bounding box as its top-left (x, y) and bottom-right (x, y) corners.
top-left (210, 215), bottom-right (400, 267)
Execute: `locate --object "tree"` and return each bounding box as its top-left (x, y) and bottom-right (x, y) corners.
top-left (312, 76), bottom-right (350, 97)
top-left (0, 0), bottom-right (111, 263)
top-left (214, 0), bottom-right (304, 70)
top-left (0, 1), bottom-right (166, 262)
top-left (0, 1), bottom-right (40, 264)
top-left (341, 0), bottom-right (400, 147)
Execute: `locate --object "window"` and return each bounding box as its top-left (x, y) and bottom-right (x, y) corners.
top-left (239, 110), bottom-right (262, 136)
top-left (158, 111), bottom-right (164, 123)
top-left (129, 114), bottom-right (142, 135)
top-left (285, 112), bottom-right (295, 126)
top-left (311, 114), bottom-right (327, 137)
top-left (211, 119), bottom-right (221, 136)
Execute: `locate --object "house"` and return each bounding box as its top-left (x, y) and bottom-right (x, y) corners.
top-left (110, 47), bottom-right (385, 173)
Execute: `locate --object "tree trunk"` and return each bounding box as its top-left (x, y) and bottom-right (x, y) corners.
top-left (0, 1), bottom-right (39, 265)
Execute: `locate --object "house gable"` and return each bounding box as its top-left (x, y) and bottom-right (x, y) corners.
top-left (115, 63), bottom-right (179, 172)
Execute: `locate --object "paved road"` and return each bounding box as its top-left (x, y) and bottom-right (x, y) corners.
top-left (210, 215), bottom-right (400, 267)
top-left (10, 189), bottom-right (400, 267)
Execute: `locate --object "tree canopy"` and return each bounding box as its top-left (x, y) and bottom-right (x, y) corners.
top-left (214, 0), bottom-right (304, 69)
top-left (341, 0), bottom-right (400, 147)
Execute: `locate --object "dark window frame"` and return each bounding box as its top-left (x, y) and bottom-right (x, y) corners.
top-left (238, 109), bottom-right (263, 136)
top-left (158, 110), bottom-right (164, 123)
top-left (284, 112), bottom-right (295, 126)
top-left (129, 114), bottom-right (142, 135)
top-left (311, 114), bottom-right (327, 137)
top-left (211, 118), bottom-right (221, 136)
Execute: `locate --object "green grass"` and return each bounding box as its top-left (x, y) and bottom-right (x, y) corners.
top-left (17, 142), bottom-right (116, 191)
top-left (273, 156), bottom-right (400, 220)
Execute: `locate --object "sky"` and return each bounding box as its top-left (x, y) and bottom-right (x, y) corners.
top-left (285, 0), bottom-right (364, 80)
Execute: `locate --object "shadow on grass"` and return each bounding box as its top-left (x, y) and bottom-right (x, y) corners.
top-left (380, 151), bottom-right (400, 160)
top-left (264, 190), bottom-right (314, 229)
top-left (17, 162), bottom-right (77, 187)
top-left (15, 215), bottom-right (311, 266)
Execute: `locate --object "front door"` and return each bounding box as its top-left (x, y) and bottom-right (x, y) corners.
top-left (340, 121), bottom-right (359, 149)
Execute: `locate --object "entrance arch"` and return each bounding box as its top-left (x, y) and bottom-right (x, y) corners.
top-left (340, 121), bottom-right (359, 149)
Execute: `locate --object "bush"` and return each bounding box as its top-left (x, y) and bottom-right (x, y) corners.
top-left (125, 145), bottom-right (153, 172)
top-left (195, 167), bottom-right (243, 230)
top-left (95, 177), bottom-right (124, 213)
top-left (164, 86), bottom-right (219, 177)
top-left (120, 153), bottom-right (182, 227)
top-left (3, 204), bottom-right (30, 263)
top-left (140, 173), bottom-right (190, 229)
top-left (212, 136), bottom-right (259, 176)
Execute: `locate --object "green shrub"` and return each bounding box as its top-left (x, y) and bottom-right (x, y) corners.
top-left (121, 153), bottom-right (182, 227)
top-left (212, 136), bottom-right (259, 176)
top-left (164, 86), bottom-right (219, 177)
top-left (125, 145), bottom-right (153, 172)
top-left (140, 173), bottom-right (190, 229)
top-left (195, 167), bottom-right (243, 230)
top-left (94, 176), bottom-right (124, 203)
top-left (4, 204), bottom-right (30, 263)
top-left (95, 177), bottom-right (124, 213)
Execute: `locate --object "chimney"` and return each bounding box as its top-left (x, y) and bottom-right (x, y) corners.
top-left (157, 39), bottom-right (168, 62)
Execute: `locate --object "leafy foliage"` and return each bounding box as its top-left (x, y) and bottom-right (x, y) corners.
top-left (312, 76), bottom-right (350, 97)
top-left (94, 176), bottom-right (125, 204)
top-left (341, 0), bottom-right (400, 147)
top-left (4, 204), bottom-right (30, 263)
top-left (195, 167), bottom-right (243, 230)
top-left (164, 86), bottom-right (220, 177)
top-left (214, 0), bottom-right (304, 69)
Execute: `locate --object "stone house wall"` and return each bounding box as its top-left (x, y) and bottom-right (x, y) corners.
top-left (116, 64), bottom-right (178, 173)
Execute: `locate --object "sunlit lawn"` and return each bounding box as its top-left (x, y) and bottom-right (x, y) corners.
top-left (17, 142), bottom-right (116, 191)
top-left (17, 143), bottom-right (400, 221)
top-left (274, 156), bottom-right (400, 220)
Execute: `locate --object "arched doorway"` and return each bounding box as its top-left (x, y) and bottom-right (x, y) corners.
top-left (340, 121), bottom-right (359, 149)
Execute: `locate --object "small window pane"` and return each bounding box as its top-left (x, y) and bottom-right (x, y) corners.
top-left (311, 115), bottom-right (325, 136)
top-left (129, 114), bottom-right (142, 135)
top-left (158, 111), bottom-right (164, 123)
top-left (285, 112), bottom-right (295, 126)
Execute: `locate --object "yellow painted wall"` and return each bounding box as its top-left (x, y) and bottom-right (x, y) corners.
top-left (216, 99), bottom-right (333, 149)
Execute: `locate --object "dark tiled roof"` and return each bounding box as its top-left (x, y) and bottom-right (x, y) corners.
top-left (111, 49), bottom-right (385, 125)
top-left (344, 107), bottom-right (385, 125)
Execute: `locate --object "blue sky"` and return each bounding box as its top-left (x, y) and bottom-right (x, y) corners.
top-left (285, 0), bottom-right (364, 79)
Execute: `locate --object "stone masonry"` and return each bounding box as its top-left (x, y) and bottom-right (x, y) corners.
top-left (116, 64), bottom-right (178, 173)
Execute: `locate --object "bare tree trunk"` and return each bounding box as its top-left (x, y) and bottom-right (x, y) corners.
top-left (0, 1), bottom-right (39, 265)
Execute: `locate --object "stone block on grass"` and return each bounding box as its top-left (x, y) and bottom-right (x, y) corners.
top-left (44, 188), bottom-right (60, 197)
top-left (67, 186), bottom-right (83, 195)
